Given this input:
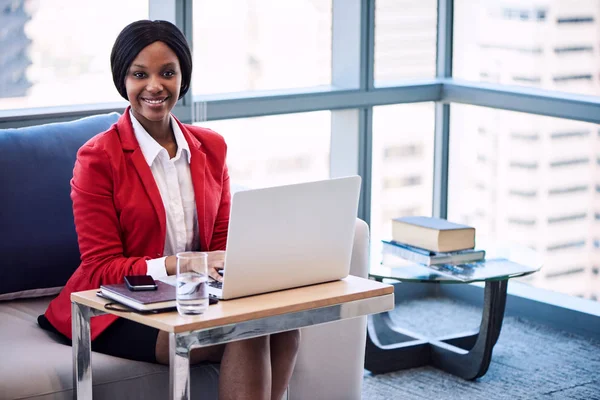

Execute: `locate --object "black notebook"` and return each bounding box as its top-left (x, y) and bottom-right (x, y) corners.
top-left (100, 281), bottom-right (176, 312)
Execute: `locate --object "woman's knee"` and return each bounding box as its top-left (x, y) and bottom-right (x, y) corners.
top-left (228, 335), bottom-right (270, 354)
top-left (272, 329), bottom-right (301, 352)
top-left (155, 331), bottom-right (170, 364)
top-left (155, 331), bottom-right (225, 365)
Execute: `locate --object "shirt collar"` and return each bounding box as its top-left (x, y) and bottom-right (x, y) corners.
top-left (130, 110), bottom-right (191, 166)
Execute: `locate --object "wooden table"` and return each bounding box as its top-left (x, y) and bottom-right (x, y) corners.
top-left (71, 275), bottom-right (394, 399)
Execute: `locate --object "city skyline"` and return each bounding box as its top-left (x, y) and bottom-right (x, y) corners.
top-left (451, 0), bottom-right (600, 300)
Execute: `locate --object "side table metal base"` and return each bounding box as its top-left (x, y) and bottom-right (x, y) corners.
top-left (365, 280), bottom-right (508, 380)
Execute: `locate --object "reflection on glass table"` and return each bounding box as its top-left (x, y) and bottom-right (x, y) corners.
top-left (370, 243), bottom-right (542, 283)
top-left (366, 242), bottom-right (543, 380)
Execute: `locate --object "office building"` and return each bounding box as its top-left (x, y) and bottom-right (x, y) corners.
top-left (0, 0), bottom-right (31, 98)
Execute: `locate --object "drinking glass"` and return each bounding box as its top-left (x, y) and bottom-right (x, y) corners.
top-left (176, 252), bottom-right (209, 315)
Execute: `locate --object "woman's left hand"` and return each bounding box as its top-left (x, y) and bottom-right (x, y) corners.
top-left (206, 250), bottom-right (225, 282)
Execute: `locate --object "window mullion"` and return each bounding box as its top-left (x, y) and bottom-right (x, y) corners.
top-left (433, 0), bottom-right (454, 219)
top-left (330, 0), bottom-right (374, 223)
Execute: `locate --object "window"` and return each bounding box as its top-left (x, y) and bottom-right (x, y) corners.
top-left (383, 176), bottom-right (422, 189)
top-left (0, 0), bottom-right (148, 110)
top-left (509, 190), bottom-right (538, 197)
top-left (507, 218), bottom-right (536, 226)
top-left (553, 74), bottom-right (593, 83)
top-left (192, 0), bottom-right (332, 95)
top-left (551, 131), bottom-right (590, 139)
top-left (546, 267), bottom-right (586, 279)
top-left (512, 76), bottom-right (542, 84)
top-left (556, 16), bottom-right (594, 24)
top-left (449, 104), bottom-right (599, 300)
top-left (548, 185), bottom-right (589, 195)
top-left (510, 161), bottom-right (538, 169)
top-left (371, 103), bottom-right (435, 243)
top-left (546, 240), bottom-right (586, 252)
top-left (196, 111), bottom-right (330, 188)
top-left (511, 132), bottom-right (540, 141)
top-left (493, 7), bottom-right (547, 22)
top-left (454, 1), bottom-right (600, 96)
top-left (374, 0), bottom-right (437, 84)
top-left (554, 46), bottom-right (594, 54)
top-left (548, 213), bottom-right (588, 224)
top-left (383, 143), bottom-right (423, 159)
top-left (382, 207), bottom-right (420, 223)
top-left (479, 44), bottom-right (543, 54)
top-left (549, 158), bottom-right (590, 168)
top-left (397, 207), bottom-right (420, 217)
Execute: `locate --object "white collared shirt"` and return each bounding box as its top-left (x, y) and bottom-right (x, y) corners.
top-left (130, 111), bottom-right (199, 278)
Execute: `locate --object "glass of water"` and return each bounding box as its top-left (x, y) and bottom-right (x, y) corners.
top-left (176, 252), bottom-right (209, 316)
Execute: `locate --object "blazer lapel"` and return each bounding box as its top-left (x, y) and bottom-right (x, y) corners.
top-left (118, 109), bottom-right (167, 247)
top-left (176, 120), bottom-right (209, 251)
top-left (190, 149), bottom-right (208, 251)
top-left (130, 148), bottom-right (167, 246)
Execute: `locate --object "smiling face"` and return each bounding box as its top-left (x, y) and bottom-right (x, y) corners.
top-left (125, 41), bottom-right (182, 126)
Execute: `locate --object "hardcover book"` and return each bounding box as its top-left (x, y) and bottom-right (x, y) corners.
top-left (100, 280), bottom-right (176, 312)
top-left (381, 240), bottom-right (485, 266)
top-left (391, 216), bottom-right (475, 253)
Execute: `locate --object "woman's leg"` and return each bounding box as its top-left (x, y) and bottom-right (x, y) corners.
top-left (219, 336), bottom-right (272, 400)
top-left (155, 332), bottom-right (272, 400)
top-left (155, 331), bottom-right (225, 364)
top-left (155, 330), bottom-right (300, 400)
top-left (269, 330), bottom-right (301, 400)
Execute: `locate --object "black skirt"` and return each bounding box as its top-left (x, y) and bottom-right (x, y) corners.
top-left (38, 314), bottom-right (159, 364)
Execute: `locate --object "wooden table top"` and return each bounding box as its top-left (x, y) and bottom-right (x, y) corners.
top-left (71, 275), bottom-right (394, 333)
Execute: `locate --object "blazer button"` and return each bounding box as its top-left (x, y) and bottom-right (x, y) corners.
top-left (157, 253), bottom-right (161, 257)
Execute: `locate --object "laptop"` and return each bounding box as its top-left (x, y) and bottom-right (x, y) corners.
top-left (208, 175), bottom-right (362, 300)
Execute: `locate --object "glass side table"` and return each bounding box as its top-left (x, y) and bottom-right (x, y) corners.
top-left (365, 244), bottom-right (542, 380)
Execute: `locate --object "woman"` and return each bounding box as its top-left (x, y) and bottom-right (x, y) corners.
top-left (39, 20), bottom-right (300, 400)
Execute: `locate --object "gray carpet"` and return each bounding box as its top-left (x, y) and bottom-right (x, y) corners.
top-left (362, 297), bottom-right (600, 400)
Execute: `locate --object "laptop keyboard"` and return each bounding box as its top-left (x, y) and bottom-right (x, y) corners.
top-left (208, 280), bottom-right (223, 289)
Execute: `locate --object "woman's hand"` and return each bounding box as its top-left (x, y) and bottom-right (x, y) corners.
top-left (165, 251), bottom-right (225, 281)
top-left (206, 250), bottom-right (225, 282)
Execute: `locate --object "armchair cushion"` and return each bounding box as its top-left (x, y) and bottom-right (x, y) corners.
top-left (0, 113), bottom-right (121, 300)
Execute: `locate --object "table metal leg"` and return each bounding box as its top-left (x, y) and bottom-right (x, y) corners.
top-left (72, 302), bottom-right (93, 399)
top-left (169, 332), bottom-right (191, 400)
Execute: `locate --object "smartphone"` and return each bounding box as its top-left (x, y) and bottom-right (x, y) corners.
top-left (124, 275), bottom-right (158, 291)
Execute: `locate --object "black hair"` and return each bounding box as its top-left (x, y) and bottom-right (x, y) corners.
top-left (110, 20), bottom-right (192, 101)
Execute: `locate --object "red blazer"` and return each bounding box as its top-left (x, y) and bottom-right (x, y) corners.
top-left (44, 109), bottom-right (231, 340)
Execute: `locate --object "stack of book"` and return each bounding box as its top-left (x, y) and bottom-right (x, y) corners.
top-left (382, 216), bottom-right (485, 267)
